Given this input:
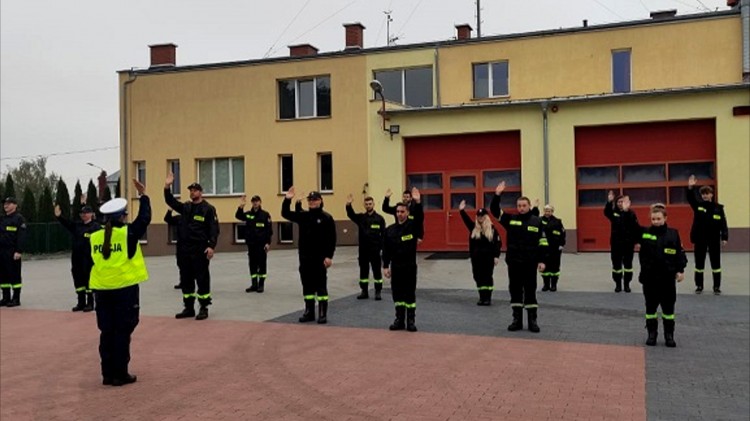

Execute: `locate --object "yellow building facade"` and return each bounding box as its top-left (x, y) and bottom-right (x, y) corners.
top-left (120, 10), bottom-right (749, 255)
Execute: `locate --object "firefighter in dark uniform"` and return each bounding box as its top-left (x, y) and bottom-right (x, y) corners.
top-left (631, 201), bottom-right (687, 348)
top-left (164, 210), bottom-right (184, 289)
top-left (382, 188), bottom-right (424, 241)
top-left (236, 194), bottom-right (273, 293)
top-left (458, 200), bottom-right (501, 306)
top-left (164, 173), bottom-right (220, 321)
top-left (490, 182), bottom-right (548, 332)
top-left (687, 175), bottom-right (728, 295)
top-left (382, 188), bottom-right (424, 332)
top-left (604, 190), bottom-right (639, 293)
top-left (346, 194), bottom-right (386, 300)
top-left (281, 187), bottom-right (336, 324)
top-left (90, 179), bottom-right (150, 386)
top-left (0, 197), bottom-right (27, 307)
top-left (531, 202), bottom-right (566, 292)
top-left (55, 202), bottom-right (101, 311)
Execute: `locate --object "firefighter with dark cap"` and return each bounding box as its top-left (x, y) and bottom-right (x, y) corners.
top-left (604, 190), bottom-right (639, 293)
top-left (281, 187), bottom-right (336, 324)
top-left (0, 196), bottom-right (27, 307)
top-left (687, 175), bottom-right (728, 295)
top-left (90, 179), bottom-right (150, 386)
top-left (236, 194), bottom-right (273, 293)
top-left (631, 201), bottom-right (687, 348)
top-left (346, 193), bottom-right (386, 300)
top-left (164, 173), bottom-right (220, 321)
top-left (55, 195), bottom-right (101, 311)
top-left (382, 187), bottom-right (424, 332)
top-left (490, 182), bottom-right (548, 333)
top-left (382, 188), bottom-right (424, 241)
top-left (458, 200), bottom-right (501, 305)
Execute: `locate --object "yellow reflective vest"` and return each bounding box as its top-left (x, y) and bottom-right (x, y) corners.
top-left (90, 226), bottom-right (148, 290)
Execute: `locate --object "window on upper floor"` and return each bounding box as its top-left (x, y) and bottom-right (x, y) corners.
top-left (612, 49), bottom-right (631, 93)
top-left (197, 157), bottom-right (244, 195)
top-left (134, 161), bottom-right (146, 186)
top-left (318, 153), bottom-right (333, 193)
top-left (278, 76), bottom-right (331, 119)
top-left (373, 67), bottom-right (433, 107)
top-left (473, 61), bottom-right (509, 99)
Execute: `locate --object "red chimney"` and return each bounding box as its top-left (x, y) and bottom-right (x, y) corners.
top-left (727, 0), bottom-right (739, 6)
top-left (289, 44), bottom-right (319, 57)
top-left (455, 24), bottom-right (473, 40)
top-left (344, 23), bottom-right (366, 49)
top-left (149, 43), bottom-right (177, 68)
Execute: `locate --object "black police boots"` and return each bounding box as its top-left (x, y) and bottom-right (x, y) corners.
top-left (645, 319), bottom-right (658, 346)
top-left (245, 278), bottom-right (258, 293)
top-left (72, 291), bottom-right (86, 312)
top-left (374, 284), bottom-right (382, 301)
top-left (663, 319), bottom-right (676, 348)
top-left (527, 308), bottom-right (540, 333)
top-left (541, 277), bottom-right (551, 291)
top-left (0, 288), bottom-right (10, 306)
top-left (298, 300), bottom-right (316, 323)
top-left (6, 289), bottom-right (21, 307)
top-left (83, 292), bottom-right (94, 312)
top-left (389, 307), bottom-right (406, 331)
top-left (477, 290), bottom-right (491, 306)
top-left (317, 301), bottom-right (328, 324)
top-left (695, 271), bottom-right (704, 294)
top-left (614, 279), bottom-right (622, 293)
top-left (406, 308), bottom-right (417, 332)
top-left (507, 307), bottom-right (523, 331)
top-left (195, 306), bottom-right (209, 320)
top-left (356, 284), bottom-right (369, 300)
top-left (550, 276), bottom-right (558, 292)
top-left (257, 278), bottom-right (265, 293)
top-left (175, 297), bottom-right (196, 319)
top-left (111, 374), bottom-right (138, 387)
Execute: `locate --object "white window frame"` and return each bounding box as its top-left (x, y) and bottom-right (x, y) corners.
top-left (168, 159), bottom-right (180, 197)
top-left (197, 157), bottom-right (245, 196)
top-left (373, 66), bottom-right (433, 106)
top-left (473, 61), bottom-right (509, 98)
top-left (279, 76), bottom-right (330, 119)
top-left (278, 222), bottom-right (294, 244)
top-left (233, 223), bottom-right (246, 244)
top-left (134, 161), bottom-right (146, 184)
top-left (279, 154), bottom-right (293, 194)
top-left (318, 152), bottom-right (333, 193)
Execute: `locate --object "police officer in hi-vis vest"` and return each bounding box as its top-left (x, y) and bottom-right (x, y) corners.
top-left (90, 179), bottom-right (150, 386)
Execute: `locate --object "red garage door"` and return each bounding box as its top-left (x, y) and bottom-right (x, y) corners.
top-left (405, 132), bottom-right (521, 251)
top-left (575, 119), bottom-right (716, 251)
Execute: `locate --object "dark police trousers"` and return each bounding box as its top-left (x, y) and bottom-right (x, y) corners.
top-left (610, 243), bottom-right (634, 285)
top-left (508, 262), bottom-right (537, 308)
top-left (248, 245), bottom-right (268, 283)
top-left (95, 284), bottom-right (139, 380)
top-left (391, 264), bottom-right (417, 307)
top-left (179, 249), bottom-right (212, 306)
top-left (359, 247), bottom-right (382, 281)
top-left (300, 257), bottom-right (328, 303)
top-left (693, 239), bottom-right (722, 289)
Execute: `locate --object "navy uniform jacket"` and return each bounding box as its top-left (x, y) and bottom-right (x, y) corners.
top-left (235, 207), bottom-right (273, 248)
top-left (382, 202), bottom-right (424, 268)
top-left (604, 201), bottom-right (639, 246)
top-left (490, 195), bottom-right (548, 265)
top-left (164, 188), bottom-right (220, 253)
top-left (346, 204), bottom-right (385, 252)
top-left (686, 187), bottom-right (728, 244)
top-left (0, 212), bottom-right (27, 254)
top-left (281, 198), bottom-right (336, 262)
top-left (635, 224), bottom-right (687, 281)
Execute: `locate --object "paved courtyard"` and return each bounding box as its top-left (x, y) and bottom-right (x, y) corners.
top-left (1, 248), bottom-right (748, 420)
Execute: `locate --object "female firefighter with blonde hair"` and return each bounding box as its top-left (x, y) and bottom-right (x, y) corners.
top-left (459, 200), bottom-right (501, 306)
top-left (89, 179), bottom-right (151, 386)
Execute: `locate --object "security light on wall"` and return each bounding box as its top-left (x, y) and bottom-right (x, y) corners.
top-left (369, 79), bottom-right (399, 139)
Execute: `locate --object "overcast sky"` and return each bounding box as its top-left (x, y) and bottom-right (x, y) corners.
top-left (0, 0), bottom-right (730, 190)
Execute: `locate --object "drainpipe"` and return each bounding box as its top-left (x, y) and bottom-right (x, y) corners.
top-left (743, 0), bottom-right (749, 82)
top-left (434, 45), bottom-right (441, 107)
top-left (122, 70), bottom-right (137, 203)
top-left (541, 102), bottom-right (550, 204)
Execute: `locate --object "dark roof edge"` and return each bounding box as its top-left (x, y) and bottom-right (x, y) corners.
top-left (388, 83), bottom-right (750, 115)
top-left (117, 9), bottom-right (739, 76)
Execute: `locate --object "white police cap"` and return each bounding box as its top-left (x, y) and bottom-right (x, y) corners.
top-left (99, 198), bottom-right (128, 215)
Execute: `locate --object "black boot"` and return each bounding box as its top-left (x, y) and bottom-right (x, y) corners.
top-left (257, 277), bottom-right (265, 293)
top-left (624, 271), bottom-right (633, 293)
top-left (298, 300), bottom-right (316, 323)
top-left (645, 319), bottom-right (658, 346)
top-left (389, 307), bottom-right (406, 330)
top-left (374, 283), bottom-right (382, 301)
top-left (476, 289), bottom-right (485, 306)
top-left (527, 307), bottom-right (540, 333)
top-left (614, 279), bottom-right (622, 293)
top-left (195, 306), bottom-right (209, 320)
top-left (83, 292), bottom-right (94, 312)
top-left (72, 291), bottom-right (86, 312)
top-left (663, 319), bottom-right (676, 348)
top-left (356, 283), bottom-right (369, 300)
top-left (6, 289), bottom-right (21, 307)
top-left (624, 280), bottom-right (632, 293)
top-left (713, 269), bottom-right (722, 295)
top-left (245, 278), bottom-right (258, 293)
top-left (406, 307), bottom-right (417, 332)
top-left (550, 277), bottom-right (558, 292)
top-left (111, 374), bottom-right (137, 387)
top-left (317, 301), bottom-right (328, 324)
top-left (175, 297), bottom-right (196, 319)
top-left (486, 289), bottom-right (493, 305)
top-left (507, 307), bottom-right (523, 331)
top-left (695, 270), bottom-right (704, 294)
top-left (0, 288), bottom-right (10, 306)
top-left (541, 276), bottom-right (551, 291)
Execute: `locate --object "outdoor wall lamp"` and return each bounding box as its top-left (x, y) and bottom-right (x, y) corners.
top-left (370, 79), bottom-right (399, 139)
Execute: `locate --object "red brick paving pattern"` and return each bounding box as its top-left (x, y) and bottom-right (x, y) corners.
top-left (1, 309), bottom-right (645, 421)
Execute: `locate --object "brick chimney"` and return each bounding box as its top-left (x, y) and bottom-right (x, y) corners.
top-left (727, 0), bottom-right (739, 7)
top-left (650, 9), bottom-right (677, 20)
top-left (344, 23), bottom-right (365, 49)
top-left (149, 43), bottom-right (177, 68)
top-left (455, 24), bottom-right (473, 40)
top-left (289, 44), bottom-right (319, 57)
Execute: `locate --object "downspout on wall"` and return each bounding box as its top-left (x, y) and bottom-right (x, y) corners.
top-left (434, 45), bottom-right (441, 107)
top-left (541, 102), bottom-right (550, 204)
top-left (122, 71), bottom-right (137, 203)
top-left (742, 0), bottom-right (750, 81)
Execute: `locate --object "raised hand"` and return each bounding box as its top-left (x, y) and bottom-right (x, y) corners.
top-left (411, 187), bottom-right (421, 203)
top-left (54, 204), bottom-right (61, 217)
top-left (607, 190), bottom-right (615, 202)
top-left (458, 200), bottom-right (466, 211)
top-left (133, 178), bottom-right (146, 196)
top-left (285, 186), bottom-right (295, 199)
top-left (688, 175), bottom-right (697, 188)
top-left (239, 195), bottom-right (247, 208)
top-left (495, 181), bottom-right (506, 195)
top-left (622, 196), bottom-right (631, 211)
top-left (385, 188), bottom-right (392, 198)
top-left (165, 172), bottom-right (174, 188)
top-left (346, 193), bottom-right (353, 204)
top-left (534, 198), bottom-right (541, 208)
